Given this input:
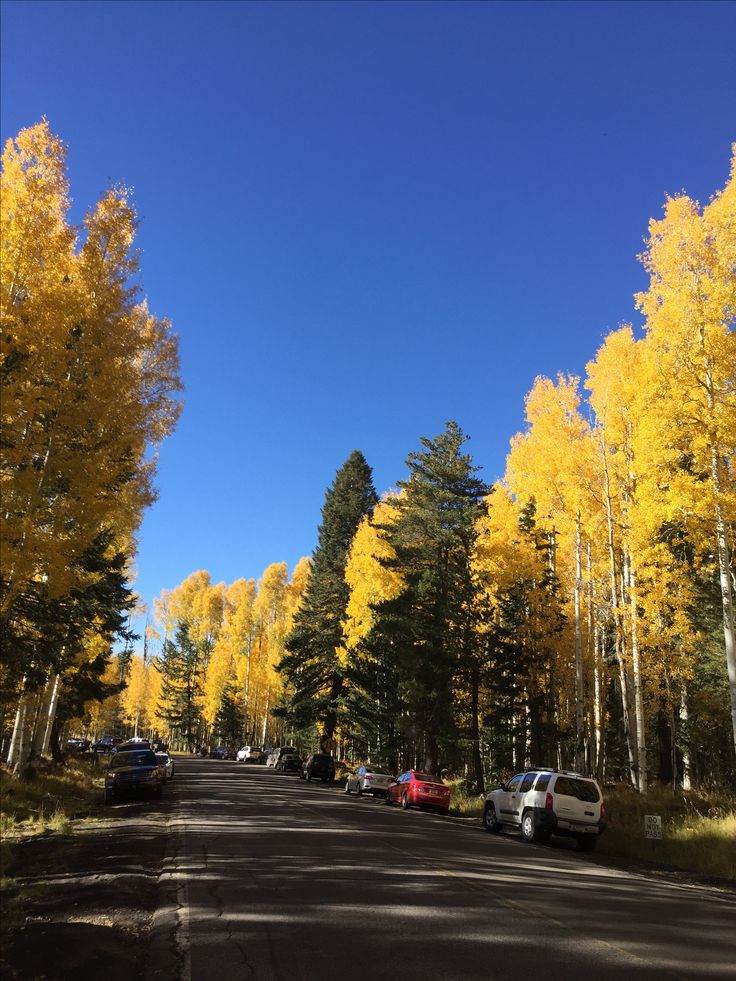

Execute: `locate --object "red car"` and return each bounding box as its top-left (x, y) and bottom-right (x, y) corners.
top-left (386, 770), bottom-right (451, 813)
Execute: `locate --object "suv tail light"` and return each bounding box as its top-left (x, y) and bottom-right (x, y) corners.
top-left (365, 775), bottom-right (373, 781)
top-left (600, 802), bottom-right (606, 819)
top-left (545, 792), bottom-right (554, 810)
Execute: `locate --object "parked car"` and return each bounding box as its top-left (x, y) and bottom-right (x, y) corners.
top-left (267, 746), bottom-right (297, 767)
top-left (114, 739), bottom-right (151, 753)
top-left (104, 749), bottom-right (165, 804)
top-left (65, 737), bottom-right (90, 754)
top-left (301, 753), bottom-right (335, 783)
top-left (156, 751), bottom-right (175, 780)
top-left (345, 764), bottom-right (393, 798)
top-left (275, 753), bottom-right (302, 774)
top-left (92, 736), bottom-right (124, 753)
top-left (236, 745), bottom-right (263, 763)
top-left (386, 771), bottom-right (451, 813)
top-left (483, 768), bottom-right (606, 850)
top-left (210, 746), bottom-right (236, 760)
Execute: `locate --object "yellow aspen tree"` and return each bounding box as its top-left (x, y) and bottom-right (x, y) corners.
top-left (506, 374), bottom-right (599, 773)
top-left (343, 497), bottom-right (404, 656)
top-left (122, 655), bottom-right (149, 736)
top-left (586, 327), bottom-right (645, 785)
top-left (252, 563), bottom-right (289, 745)
top-left (636, 152), bottom-right (736, 754)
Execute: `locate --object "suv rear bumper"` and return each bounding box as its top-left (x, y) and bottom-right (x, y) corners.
top-left (534, 808), bottom-right (606, 836)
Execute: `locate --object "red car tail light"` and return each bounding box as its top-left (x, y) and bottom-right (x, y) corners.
top-left (600, 802), bottom-right (606, 819)
top-left (545, 792), bottom-right (554, 810)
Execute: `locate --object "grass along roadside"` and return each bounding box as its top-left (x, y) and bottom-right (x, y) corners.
top-left (447, 778), bottom-right (735, 881)
top-left (0, 757), bottom-right (104, 844)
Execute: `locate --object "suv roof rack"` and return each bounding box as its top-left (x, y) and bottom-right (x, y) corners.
top-left (525, 765), bottom-right (587, 778)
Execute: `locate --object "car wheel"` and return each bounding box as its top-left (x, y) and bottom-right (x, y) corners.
top-left (577, 834), bottom-right (597, 852)
top-left (521, 809), bottom-right (542, 843)
top-left (401, 793), bottom-right (410, 810)
top-left (104, 789), bottom-right (115, 806)
top-left (306, 774), bottom-right (312, 782)
top-left (384, 791), bottom-right (392, 805)
top-left (344, 780), bottom-right (352, 794)
top-left (483, 803), bottom-right (500, 833)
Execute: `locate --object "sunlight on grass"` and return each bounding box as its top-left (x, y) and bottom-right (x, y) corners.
top-left (0, 758), bottom-right (103, 841)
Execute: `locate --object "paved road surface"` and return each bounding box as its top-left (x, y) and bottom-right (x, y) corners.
top-left (147, 758), bottom-right (735, 981)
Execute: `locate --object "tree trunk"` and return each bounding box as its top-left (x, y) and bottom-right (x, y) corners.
top-left (625, 548), bottom-right (647, 792)
top-left (573, 515), bottom-right (585, 773)
top-left (37, 674), bottom-right (61, 760)
top-left (600, 427), bottom-right (637, 785)
top-left (680, 687), bottom-right (691, 791)
top-left (470, 662), bottom-right (484, 793)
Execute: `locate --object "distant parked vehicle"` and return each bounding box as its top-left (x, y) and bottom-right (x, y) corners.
top-left (301, 753), bottom-right (335, 783)
top-left (386, 771), bottom-right (451, 814)
top-left (236, 745), bottom-right (263, 763)
top-left (114, 739), bottom-right (151, 753)
top-left (483, 768), bottom-right (606, 851)
top-left (275, 753), bottom-right (302, 774)
top-left (267, 746), bottom-right (297, 767)
top-left (104, 749), bottom-right (165, 804)
top-left (156, 751), bottom-right (175, 780)
top-left (92, 737), bottom-right (123, 753)
top-left (65, 738), bottom-right (90, 754)
top-left (345, 764), bottom-right (393, 798)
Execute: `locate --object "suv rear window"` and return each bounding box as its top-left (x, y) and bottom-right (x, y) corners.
top-left (111, 750), bottom-right (157, 767)
top-left (553, 776), bottom-right (600, 802)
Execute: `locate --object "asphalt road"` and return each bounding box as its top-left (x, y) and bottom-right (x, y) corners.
top-left (147, 758), bottom-right (735, 981)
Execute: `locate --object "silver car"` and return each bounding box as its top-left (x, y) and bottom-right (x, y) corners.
top-left (344, 764), bottom-right (393, 798)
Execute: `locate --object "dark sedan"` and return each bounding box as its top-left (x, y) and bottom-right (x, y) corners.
top-left (275, 753), bottom-right (302, 774)
top-left (104, 749), bottom-right (165, 804)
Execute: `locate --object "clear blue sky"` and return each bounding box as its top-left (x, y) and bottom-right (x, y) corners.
top-left (2, 0), bottom-right (734, 635)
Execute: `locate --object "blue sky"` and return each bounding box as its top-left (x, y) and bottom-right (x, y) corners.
top-left (2, 0), bottom-right (735, 634)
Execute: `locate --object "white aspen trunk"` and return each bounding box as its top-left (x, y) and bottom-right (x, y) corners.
top-left (680, 687), bottom-right (691, 791)
top-left (574, 515), bottom-right (585, 773)
top-left (626, 548), bottom-right (647, 793)
top-left (261, 690), bottom-right (270, 746)
top-left (601, 429), bottom-right (637, 784)
top-left (594, 621), bottom-right (604, 781)
top-left (711, 450), bottom-right (736, 755)
top-left (41, 674), bottom-right (61, 757)
top-left (29, 678), bottom-right (54, 760)
top-left (243, 643), bottom-right (252, 740)
top-left (6, 683), bottom-right (28, 767)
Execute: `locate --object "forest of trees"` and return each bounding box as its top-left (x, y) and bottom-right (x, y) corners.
top-left (1, 122), bottom-right (733, 794)
top-left (0, 121), bottom-right (182, 769)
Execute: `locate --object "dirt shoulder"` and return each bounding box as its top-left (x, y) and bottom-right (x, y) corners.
top-left (1, 795), bottom-right (172, 981)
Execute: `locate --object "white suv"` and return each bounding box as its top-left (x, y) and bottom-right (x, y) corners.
top-left (483, 768), bottom-right (606, 851)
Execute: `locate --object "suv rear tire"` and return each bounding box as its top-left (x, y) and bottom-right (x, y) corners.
top-left (483, 803), bottom-right (500, 833)
top-left (521, 809), bottom-right (542, 843)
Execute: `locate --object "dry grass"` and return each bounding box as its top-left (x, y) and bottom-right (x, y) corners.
top-left (598, 785), bottom-right (736, 880)
top-left (0, 757), bottom-right (103, 842)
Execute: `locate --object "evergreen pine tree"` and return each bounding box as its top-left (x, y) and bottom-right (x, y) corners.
top-left (373, 422), bottom-right (488, 777)
top-left (214, 686), bottom-right (241, 750)
top-left (158, 621), bottom-right (200, 750)
top-left (278, 451), bottom-right (377, 743)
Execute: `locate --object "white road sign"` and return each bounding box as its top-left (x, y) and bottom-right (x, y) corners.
top-left (644, 814), bottom-right (662, 839)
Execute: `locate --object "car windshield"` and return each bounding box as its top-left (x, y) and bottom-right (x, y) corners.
top-left (554, 776), bottom-right (601, 802)
top-left (414, 773), bottom-right (441, 784)
top-left (366, 766), bottom-right (388, 774)
top-left (111, 750), bottom-right (157, 768)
